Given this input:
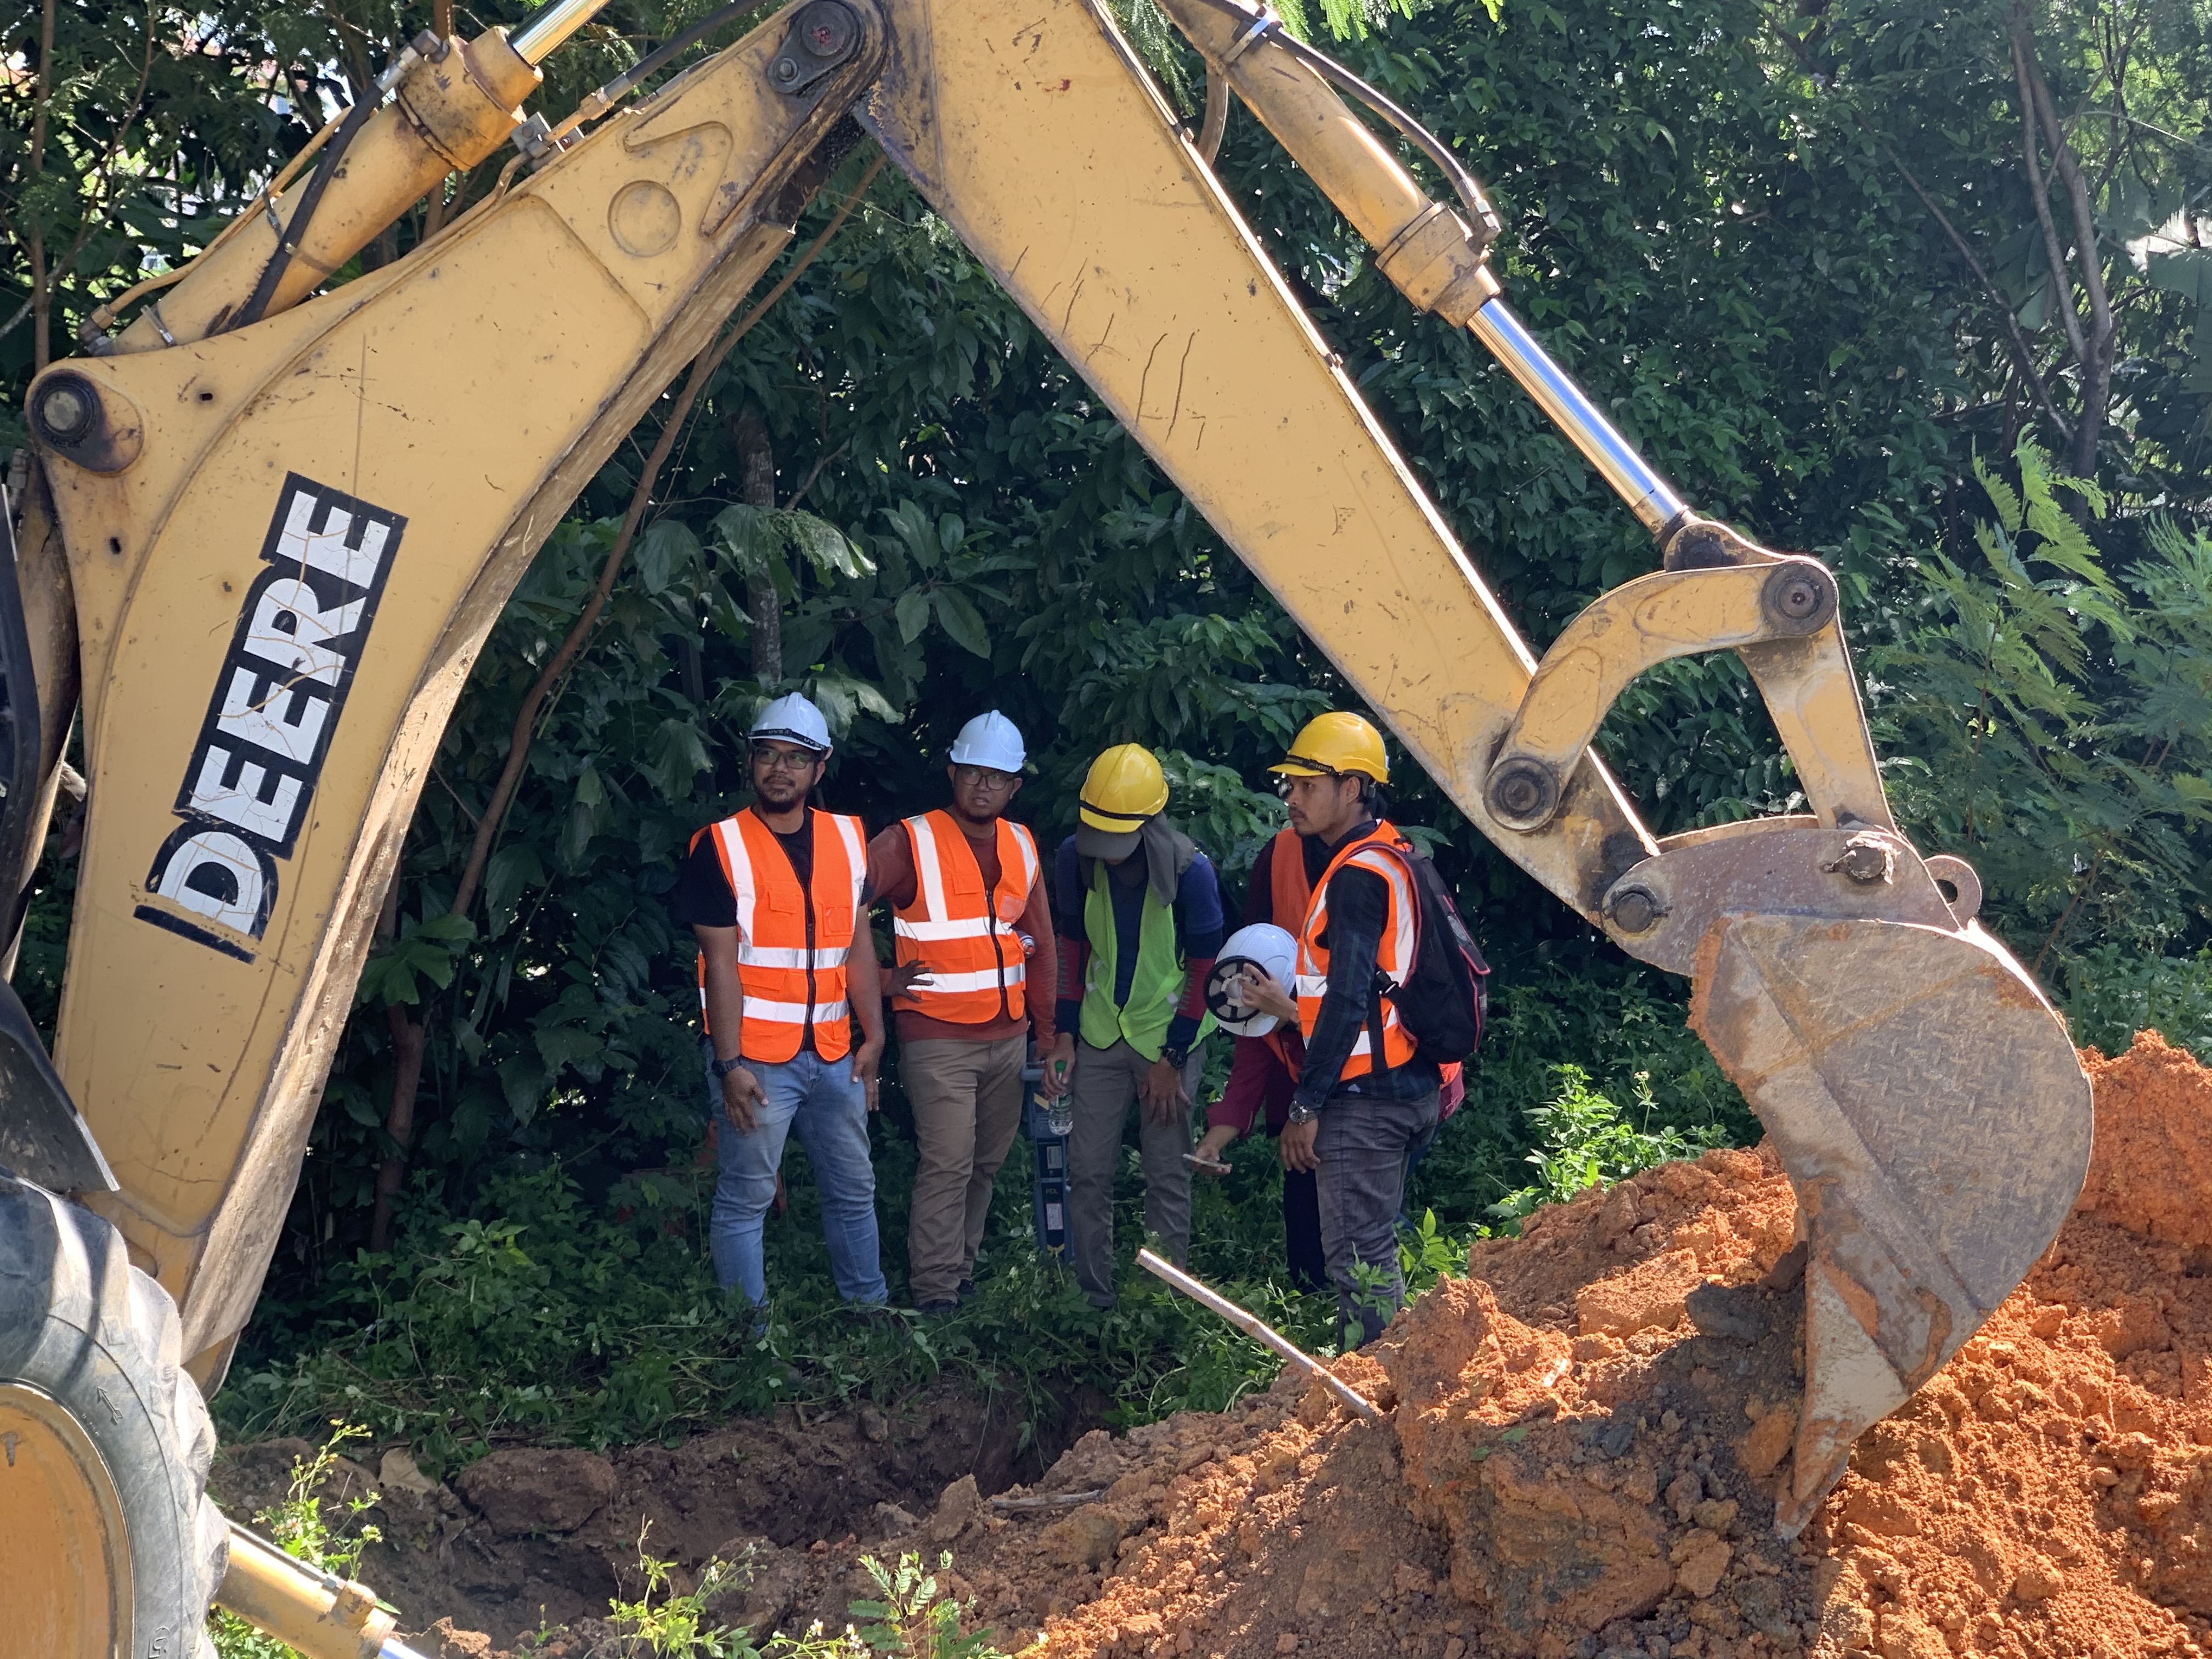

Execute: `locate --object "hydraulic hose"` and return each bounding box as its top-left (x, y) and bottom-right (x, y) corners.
top-left (1183, 0), bottom-right (1499, 241)
top-left (595, 0), bottom-right (761, 108)
top-left (224, 87), bottom-right (382, 333)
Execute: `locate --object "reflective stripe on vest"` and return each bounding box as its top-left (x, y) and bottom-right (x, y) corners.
top-left (695, 808), bottom-right (866, 1064)
top-left (1294, 822), bottom-right (1419, 1082)
top-left (891, 810), bottom-right (1039, 1024)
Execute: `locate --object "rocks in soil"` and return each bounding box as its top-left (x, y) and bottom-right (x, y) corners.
top-left (454, 1448), bottom-right (620, 1536)
top-left (380, 1445), bottom-right (441, 1498)
top-left (926, 1473), bottom-right (984, 1546)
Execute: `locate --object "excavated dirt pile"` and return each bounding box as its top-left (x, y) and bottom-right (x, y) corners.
top-left (944, 1031), bottom-right (2212, 1659)
top-left (304, 1032), bottom-right (2212, 1657)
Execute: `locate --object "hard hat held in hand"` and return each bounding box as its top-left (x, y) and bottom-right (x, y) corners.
top-left (947, 710), bottom-right (1026, 773)
top-left (1076, 743), bottom-right (1168, 859)
top-left (1269, 710), bottom-right (1389, 783)
top-left (751, 693), bottom-right (833, 754)
top-left (1206, 923), bottom-right (1299, 1036)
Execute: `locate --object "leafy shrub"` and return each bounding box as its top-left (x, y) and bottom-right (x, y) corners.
top-left (2062, 946), bottom-right (2212, 1064)
top-left (208, 1424), bottom-right (383, 1658)
top-left (1488, 1065), bottom-right (1729, 1225)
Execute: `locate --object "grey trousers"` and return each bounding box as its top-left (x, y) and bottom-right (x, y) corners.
top-left (1314, 1087), bottom-right (1441, 1343)
top-left (1066, 1037), bottom-right (1205, 1307)
top-left (902, 1036), bottom-right (1028, 1305)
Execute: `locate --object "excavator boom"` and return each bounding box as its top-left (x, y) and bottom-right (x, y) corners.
top-left (7, 0), bottom-right (2091, 1646)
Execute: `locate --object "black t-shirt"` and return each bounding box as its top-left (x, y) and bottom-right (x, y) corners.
top-left (670, 810), bottom-right (816, 929)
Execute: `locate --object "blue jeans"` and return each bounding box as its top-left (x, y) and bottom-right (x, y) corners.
top-left (706, 1043), bottom-right (886, 1307)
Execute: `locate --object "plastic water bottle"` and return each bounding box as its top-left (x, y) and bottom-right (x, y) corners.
top-left (1045, 1094), bottom-right (1075, 1137)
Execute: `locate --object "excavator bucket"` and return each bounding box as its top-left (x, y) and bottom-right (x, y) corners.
top-left (1690, 908), bottom-right (2092, 1532)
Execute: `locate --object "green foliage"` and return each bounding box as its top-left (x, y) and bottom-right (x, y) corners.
top-left (208, 1423), bottom-right (385, 1659)
top-left (1487, 1065), bottom-right (1728, 1224)
top-left (601, 1538), bottom-right (1011, 1659)
top-left (848, 1551), bottom-right (1001, 1659)
top-left (2063, 945), bottom-right (2212, 1066)
top-left (1871, 440), bottom-right (2212, 968)
top-left (607, 1530), bottom-right (755, 1658)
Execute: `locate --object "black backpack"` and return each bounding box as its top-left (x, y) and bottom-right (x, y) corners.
top-left (1365, 838), bottom-right (1491, 1066)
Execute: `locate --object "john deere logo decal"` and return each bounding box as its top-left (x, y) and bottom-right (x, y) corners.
top-left (136, 474), bottom-right (404, 961)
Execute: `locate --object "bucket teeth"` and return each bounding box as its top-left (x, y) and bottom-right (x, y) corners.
top-left (1690, 913), bottom-right (2092, 1535)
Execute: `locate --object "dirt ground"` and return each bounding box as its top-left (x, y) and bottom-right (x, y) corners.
top-left (222, 1031), bottom-right (2212, 1659)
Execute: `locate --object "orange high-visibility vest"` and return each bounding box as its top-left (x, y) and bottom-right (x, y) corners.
top-left (696, 807), bottom-right (867, 1064)
top-left (1294, 821), bottom-right (1420, 1083)
top-left (891, 810), bottom-right (1039, 1024)
top-left (1267, 825), bottom-right (1312, 930)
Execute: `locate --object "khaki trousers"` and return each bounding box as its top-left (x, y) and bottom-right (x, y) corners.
top-left (901, 1035), bottom-right (1028, 1305)
top-left (1066, 1037), bottom-right (1204, 1307)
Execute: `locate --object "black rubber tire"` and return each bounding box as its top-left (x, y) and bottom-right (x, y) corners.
top-left (0, 1168), bottom-right (227, 1659)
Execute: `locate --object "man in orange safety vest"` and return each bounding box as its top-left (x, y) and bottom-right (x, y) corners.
top-left (865, 710), bottom-right (1067, 1314)
top-left (1246, 713), bottom-right (1441, 1345)
top-left (671, 693), bottom-right (887, 1310)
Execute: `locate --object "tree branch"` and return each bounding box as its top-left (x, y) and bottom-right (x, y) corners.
top-left (2019, 18), bottom-right (2115, 476)
top-left (445, 151), bottom-right (885, 922)
top-left (1881, 143), bottom-right (2074, 445)
top-left (2012, 27), bottom-right (2090, 369)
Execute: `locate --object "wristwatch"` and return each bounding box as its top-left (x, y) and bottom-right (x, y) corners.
top-left (1287, 1101), bottom-right (1319, 1125)
top-left (1160, 1041), bottom-right (1191, 1069)
top-left (710, 1053), bottom-right (748, 1079)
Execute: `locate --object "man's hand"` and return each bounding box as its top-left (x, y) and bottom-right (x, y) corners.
top-left (883, 961), bottom-right (933, 998)
top-left (1237, 964), bottom-right (1299, 1024)
top-left (720, 1064), bottom-right (766, 1134)
top-left (1040, 1031), bottom-right (1075, 1099)
top-left (1191, 1123), bottom-right (1237, 1174)
top-left (852, 1034), bottom-right (884, 1111)
top-left (1280, 1115), bottom-right (1321, 1172)
top-left (1139, 1056), bottom-right (1190, 1125)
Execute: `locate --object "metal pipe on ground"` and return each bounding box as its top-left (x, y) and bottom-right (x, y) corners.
top-left (1134, 1248), bottom-right (1379, 1420)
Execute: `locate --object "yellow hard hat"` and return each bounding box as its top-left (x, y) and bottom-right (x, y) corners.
top-left (1269, 712), bottom-right (1390, 783)
top-left (1079, 743), bottom-right (1169, 832)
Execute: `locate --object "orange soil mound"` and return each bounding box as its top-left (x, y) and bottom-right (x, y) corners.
top-left (954, 1033), bottom-right (2212, 1659)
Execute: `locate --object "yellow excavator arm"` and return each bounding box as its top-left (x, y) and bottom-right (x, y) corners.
top-left (5, 0), bottom-right (2090, 1647)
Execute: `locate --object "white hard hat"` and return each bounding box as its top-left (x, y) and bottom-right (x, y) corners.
top-left (1204, 922), bottom-right (1299, 1036)
top-left (750, 693), bottom-right (832, 755)
top-left (946, 709), bottom-right (1025, 773)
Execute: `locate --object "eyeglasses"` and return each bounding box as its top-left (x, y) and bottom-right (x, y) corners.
top-left (752, 744), bottom-right (823, 773)
top-left (952, 765), bottom-right (1018, 791)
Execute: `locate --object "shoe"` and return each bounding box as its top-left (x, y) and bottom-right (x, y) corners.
top-left (916, 1299), bottom-right (959, 1316)
top-left (956, 1278), bottom-right (978, 1305)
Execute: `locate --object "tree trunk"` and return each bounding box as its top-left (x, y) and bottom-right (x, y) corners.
top-left (733, 413), bottom-right (783, 686)
top-left (2012, 14), bottom-right (2116, 481)
top-left (27, 0), bottom-right (55, 373)
top-left (368, 1002), bottom-right (427, 1252)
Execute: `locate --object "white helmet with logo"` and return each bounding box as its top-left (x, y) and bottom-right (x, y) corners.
top-left (750, 693), bottom-right (832, 755)
top-left (1204, 922), bottom-right (1300, 1037)
top-left (946, 709), bottom-right (1026, 773)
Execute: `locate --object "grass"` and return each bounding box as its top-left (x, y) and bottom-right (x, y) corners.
top-left (217, 956), bottom-right (1754, 1475)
